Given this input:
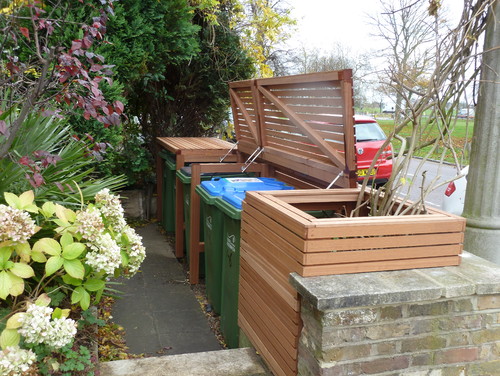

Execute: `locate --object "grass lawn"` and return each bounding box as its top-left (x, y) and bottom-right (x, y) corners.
top-left (375, 117), bottom-right (474, 165)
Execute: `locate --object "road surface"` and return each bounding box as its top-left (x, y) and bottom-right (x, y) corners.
top-left (398, 158), bottom-right (463, 211)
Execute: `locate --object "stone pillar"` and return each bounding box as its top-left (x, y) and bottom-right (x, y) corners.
top-left (463, 1), bottom-right (500, 264)
top-left (290, 252), bottom-right (500, 376)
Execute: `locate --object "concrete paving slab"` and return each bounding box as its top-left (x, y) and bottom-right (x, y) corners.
top-left (111, 223), bottom-right (221, 356)
top-left (100, 348), bottom-right (272, 376)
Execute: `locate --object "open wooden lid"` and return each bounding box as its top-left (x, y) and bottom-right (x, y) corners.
top-left (229, 70), bottom-right (356, 188)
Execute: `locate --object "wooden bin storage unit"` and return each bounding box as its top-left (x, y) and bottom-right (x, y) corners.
top-left (239, 188), bottom-right (465, 376)
top-left (186, 70), bottom-right (358, 284)
top-left (155, 137), bottom-right (238, 223)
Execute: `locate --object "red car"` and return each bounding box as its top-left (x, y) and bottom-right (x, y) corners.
top-left (354, 115), bottom-right (393, 185)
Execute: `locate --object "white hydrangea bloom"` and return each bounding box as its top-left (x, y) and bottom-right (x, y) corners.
top-left (75, 207), bottom-right (104, 242)
top-left (0, 346), bottom-right (36, 375)
top-left (95, 188), bottom-right (127, 232)
top-left (85, 233), bottom-right (122, 275)
top-left (48, 317), bottom-right (78, 348)
top-left (0, 204), bottom-right (36, 243)
top-left (122, 226), bottom-right (146, 276)
top-left (18, 304), bottom-right (76, 349)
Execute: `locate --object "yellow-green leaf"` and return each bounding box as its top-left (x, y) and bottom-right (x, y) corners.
top-left (35, 293), bottom-right (51, 307)
top-left (60, 308), bottom-right (70, 319)
top-left (41, 201), bottom-right (56, 217)
top-left (0, 271), bottom-right (12, 299)
top-left (55, 205), bottom-right (76, 223)
top-left (0, 329), bottom-right (20, 349)
top-left (45, 256), bottom-right (64, 276)
top-left (0, 247), bottom-right (12, 265)
top-left (84, 278), bottom-right (105, 292)
top-left (15, 243), bottom-right (31, 263)
top-left (60, 233), bottom-right (73, 248)
top-left (62, 242), bottom-right (85, 260)
top-left (4, 192), bottom-right (20, 209)
top-left (6, 313), bottom-right (25, 329)
top-left (63, 259), bottom-right (85, 279)
top-left (71, 286), bottom-right (85, 304)
top-left (31, 251), bottom-right (47, 263)
top-left (62, 274), bottom-right (82, 286)
top-left (18, 191), bottom-right (34, 206)
top-left (23, 204), bottom-right (38, 214)
top-left (10, 263), bottom-right (34, 279)
top-left (8, 272), bottom-right (24, 297)
top-left (33, 238), bottom-right (61, 256)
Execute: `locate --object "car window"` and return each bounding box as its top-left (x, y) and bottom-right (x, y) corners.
top-left (355, 122), bottom-right (387, 142)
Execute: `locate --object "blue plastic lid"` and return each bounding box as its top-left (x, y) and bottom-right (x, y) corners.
top-left (221, 184), bottom-right (294, 209)
top-left (200, 177), bottom-right (286, 197)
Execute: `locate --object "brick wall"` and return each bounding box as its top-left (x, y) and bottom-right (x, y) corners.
top-left (290, 252), bottom-right (500, 376)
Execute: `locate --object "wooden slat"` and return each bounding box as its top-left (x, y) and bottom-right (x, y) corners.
top-left (299, 255), bottom-right (461, 277)
top-left (302, 244), bottom-right (463, 265)
top-left (230, 89), bottom-right (260, 145)
top-left (276, 96), bottom-right (344, 107)
top-left (304, 232), bottom-right (464, 252)
top-left (257, 71), bottom-right (341, 86)
top-left (307, 216), bottom-right (466, 239)
top-left (265, 88), bottom-right (342, 98)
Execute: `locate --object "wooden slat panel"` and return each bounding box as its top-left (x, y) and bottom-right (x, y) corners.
top-left (239, 279), bottom-right (299, 352)
top-left (261, 147), bottom-right (349, 186)
top-left (241, 226), bottom-right (302, 285)
top-left (243, 192), bottom-right (312, 238)
top-left (242, 202), bottom-right (308, 253)
top-left (241, 245), bottom-right (300, 311)
top-left (240, 260), bottom-right (301, 327)
top-left (239, 314), bottom-right (295, 376)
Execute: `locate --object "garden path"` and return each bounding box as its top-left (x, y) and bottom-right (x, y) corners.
top-left (111, 223), bottom-right (222, 356)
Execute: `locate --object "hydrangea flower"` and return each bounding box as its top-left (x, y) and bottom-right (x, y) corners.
top-left (17, 304), bottom-right (76, 349)
top-left (122, 226), bottom-right (146, 276)
top-left (0, 346), bottom-right (36, 376)
top-left (0, 204), bottom-right (36, 243)
top-left (85, 233), bottom-right (122, 275)
top-left (75, 207), bottom-right (104, 242)
top-left (95, 188), bottom-right (127, 232)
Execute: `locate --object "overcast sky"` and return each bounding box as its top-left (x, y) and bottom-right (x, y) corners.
top-left (284, 0), bottom-right (463, 54)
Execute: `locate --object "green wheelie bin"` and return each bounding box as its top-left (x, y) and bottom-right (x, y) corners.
top-left (214, 178), bottom-right (294, 348)
top-left (160, 151), bottom-right (177, 233)
top-left (195, 184), bottom-right (225, 315)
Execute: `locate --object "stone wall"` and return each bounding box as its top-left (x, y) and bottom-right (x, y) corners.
top-left (290, 252), bottom-right (500, 376)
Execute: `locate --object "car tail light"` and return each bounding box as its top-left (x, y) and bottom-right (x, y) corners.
top-left (380, 146), bottom-right (392, 159)
top-left (445, 181), bottom-right (456, 197)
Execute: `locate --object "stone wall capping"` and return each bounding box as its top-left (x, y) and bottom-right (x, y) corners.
top-left (289, 252), bottom-right (500, 311)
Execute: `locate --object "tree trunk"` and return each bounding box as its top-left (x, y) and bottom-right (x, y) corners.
top-left (463, 1), bottom-right (500, 264)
